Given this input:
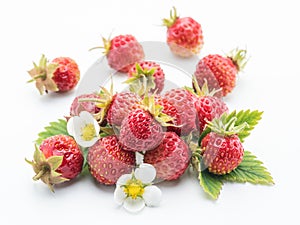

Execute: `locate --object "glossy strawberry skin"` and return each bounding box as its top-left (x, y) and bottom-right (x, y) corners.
top-left (70, 93), bottom-right (101, 116)
top-left (108, 35), bottom-right (145, 73)
top-left (39, 135), bottom-right (83, 179)
top-left (144, 132), bottom-right (191, 181)
top-left (119, 108), bottom-right (164, 152)
top-left (163, 88), bottom-right (198, 136)
top-left (107, 92), bottom-right (141, 126)
top-left (194, 96), bottom-right (228, 133)
top-left (167, 17), bottom-right (203, 57)
top-left (201, 132), bottom-right (244, 175)
top-left (128, 61), bottom-right (165, 94)
top-left (87, 135), bottom-right (135, 185)
top-left (195, 54), bottom-right (237, 96)
top-left (51, 57), bottom-right (80, 92)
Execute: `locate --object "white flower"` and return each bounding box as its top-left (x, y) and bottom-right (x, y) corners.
top-left (67, 111), bottom-right (100, 147)
top-left (114, 163), bottom-right (162, 213)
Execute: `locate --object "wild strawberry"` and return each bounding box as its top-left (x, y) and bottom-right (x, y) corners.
top-left (90, 34), bottom-right (144, 73)
top-left (163, 7), bottom-right (204, 57)
top-left (194, 48), bottom-right (248, 96)
top-left (70, 93), bottom-right (101, 116)
top-left (93, 86), bottom-right (141, 126)
top-left (26, 134), bottom-right (84, 192)
top-left (144, 132), bottom-right (191, 181)
top-left (200, 113), bottom-right (248, 175)
top-left (190, 77), bottom-right (228, 133)
top-left (119, 95), bottom-right (173, 152)
top-left (126, 61), bottom-right (165, 95)
top-left (154, 95), bottom-right (181, 135)
top-left (87, 135), bottom-right (135, 185)
top-left (163, 88), bottom-right (198, 136)
top-left (28, 55), bottom-right (80, 94)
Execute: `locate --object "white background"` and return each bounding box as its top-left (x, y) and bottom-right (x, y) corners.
top-left (0, 0), bottom-right (298, 224)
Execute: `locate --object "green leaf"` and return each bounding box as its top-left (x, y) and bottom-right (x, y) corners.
top-left (35, 119), bottom-right (69, 145)
top-left (199, 169), bottom-right (223, 200)
top-left (222, 151), bottom-right (274, 185)
top-left (226, 110), bottom-right (263, 142)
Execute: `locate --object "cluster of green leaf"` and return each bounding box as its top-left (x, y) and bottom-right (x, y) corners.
top-left (195, 110), bottom-right (274, 199)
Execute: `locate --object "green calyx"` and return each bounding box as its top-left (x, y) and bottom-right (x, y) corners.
top-left (162, 6), bottom-right (179, 28)
top-left (141, 95), bottom-right (174, 127)
top-left (25, 145), bottom-right (68, 192)
top-left (124, 63), bottom-right (157, 96)
top-left (89, 36), bottom-right (111, 55)
top-left (189, 75), bottom-right (222, 97)
top-left (207, 112), bottom-right (249, 136)
top-left (27, 54), bottom-right (59, 94)
top-left (227, 48), bottom-right (249, 71)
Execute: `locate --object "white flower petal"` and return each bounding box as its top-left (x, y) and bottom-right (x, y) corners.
top-left (114, 186), bottom-right (126, 205)
top-left (116, 174), bottom-right (132, 186)
top-left (135, 163), bottom-right (156, 184)
top-left (79, 111), bottom-right (94, 123)
top-left (93, 118), bottom-right (100, 134)
top-left (143, 186), bottom-right (162, 207)
top-left (76, 137), bottom-right (98, 148)
top-left (135, 152), bottom-right (144, 165)
top-left (67, 117), bottom-right (75, 137)
top-left (123, 197), bottom-right (145, 213)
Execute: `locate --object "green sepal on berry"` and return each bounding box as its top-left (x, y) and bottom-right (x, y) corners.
top-left (89, 36), bottom-right (111, 55)
top-left (141, 95), bottom-right (175, 127)
top-left (199, 109), bottom-right (263, 144)
top-left (192, 151), bottom-right (274, 199)
top-left (227, 47), bottom-right (249, 72)
top-left (162, 6), bottom-right (179, 28)
top-left (124, 63), bottom-right (157, 96)
top-left (25, 145), bottom-right (68, 192)
top-left (27, 54), bottom-right (59, 95)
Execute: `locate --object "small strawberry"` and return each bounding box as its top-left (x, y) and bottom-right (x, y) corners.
top-left (119, 95), bottom-right (174, 152)
top-left (200, 113), bottom-right (248, 175)
top-left (26, 134), bottom-right (84, 192)
top-left (194, 48), bottom-right (248, 96)
top-left (144, 132), bottom-right (191, 181)
top-left (93, 85), bottom-right (141, 126)
top-left (90, 34), bottom-right (144, 73)
top-left (190, 77), bottom-right (228, 133)
top-left (70, 93), bottom-right (101, 116)
top-left (154, 95), bottom-right (181, 135)
top-left (28, 55), bottom-right (80, 94)
top-left (163, 88), bottom-right (198, 136)
top-left (163, 7), bottom-right (204, 57)
top-left (125, 61), bottom-right (165, 95)
top-left (87, 135), bottom-right (135, 185)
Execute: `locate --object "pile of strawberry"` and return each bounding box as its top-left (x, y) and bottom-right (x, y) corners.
top-left (26, 7), bottom-right (273, 200)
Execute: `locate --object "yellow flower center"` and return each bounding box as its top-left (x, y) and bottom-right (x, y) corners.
top-left (81, 123), bottom-right (96, 141)
top-left (123, 179), bottom-right (145, 199)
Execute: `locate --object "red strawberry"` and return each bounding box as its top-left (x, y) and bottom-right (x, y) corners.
top-left (200, 113), bottom-right (247, 175)
top-left (119, 108), bottom-right (164, 152)
top-left (195, 96), bottom-right (228, 133)
top-left (87, 135), bottom-right (135, 185)
top-left (163, 7), bottom-right (204, 57)
top-left (194, 48), bottom-right (248, 96)
top-left (126, 61), bottom-right (165, 95)
top-left (190, 77), bottom-right (228, 133)
top-left (93, 86), bottom-right (141, 126)
top-left (70, 93), bottom-right (101, 116)
top-left (28, 55), bottom-right (80, 94)
top-left (201, 132), bottom-right (243, 175)
top-left (163, 88), bottom-right (198, 136)
top-left (26, 134), bottom-right (84, 191)
top-left (90, 34), bottom-right (144, 73)
top-left (144, 132), bottom-right (191, 181)
top-left (154, 95), bottom-right (181, 135)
